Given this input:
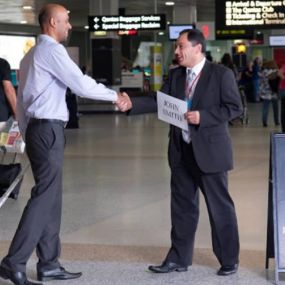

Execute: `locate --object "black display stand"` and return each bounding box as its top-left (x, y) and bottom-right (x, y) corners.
top-left (266, 133), bottom-right (285, 284)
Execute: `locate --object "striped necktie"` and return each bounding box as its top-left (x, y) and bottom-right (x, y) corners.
top-left (182, 69), bottom-right (195, 144)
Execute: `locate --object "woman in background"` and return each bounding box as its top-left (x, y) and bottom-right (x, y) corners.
top-left (260, 60), bottom-right (279, 127)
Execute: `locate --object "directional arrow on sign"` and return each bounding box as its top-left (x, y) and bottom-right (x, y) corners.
top-left (94, 17), bottom-right (100, 23)
top-left (93, 24), bottom-right (100, 29)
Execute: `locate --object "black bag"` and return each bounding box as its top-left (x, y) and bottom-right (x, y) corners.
top-left (0, 163), bottom-right (23, 200)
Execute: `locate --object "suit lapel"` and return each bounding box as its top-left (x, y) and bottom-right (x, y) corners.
top-left (174, 67), bottom-right (186, 100)
top-left (192, 61), bottom-right (212, 108)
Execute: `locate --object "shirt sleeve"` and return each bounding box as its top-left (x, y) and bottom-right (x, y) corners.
top-left (16, 85), bottom-right (28, 140)
top-left (46, 44), bottom-right (118, 102)
top-left (0, 59), bottom-right (12, 81)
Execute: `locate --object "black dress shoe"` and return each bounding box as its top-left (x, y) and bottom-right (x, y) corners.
top-left (37, 266), bottom-right (82, 281)
top-left (217, 264), bottom-right (238, 276)
top-left (0, 265), bottom-right (42, 285)
top-left (148, 261), bottom-right (188, 273)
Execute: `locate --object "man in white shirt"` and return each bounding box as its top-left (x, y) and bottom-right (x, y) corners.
top-left (0, 4), bottom-right (132, 285)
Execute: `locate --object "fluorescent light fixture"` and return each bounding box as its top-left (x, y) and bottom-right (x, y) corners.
top-left (94, 31), bottom-right (107, 36)
top-left (165, 1), bottom-right (175, 6)
top-left (84, 25), bottom-right (89, 29)
top-left (158, 32), bottom-right (164, 35)
top-left (22, 6), bottom-right (33, 10)
top-left (20, 20), bottom-right (27, 24)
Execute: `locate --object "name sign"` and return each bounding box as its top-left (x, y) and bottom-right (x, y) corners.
top-left (88, 14), bottom-right (166, 31)
top-left (157, 91), bottom-right (188, 131)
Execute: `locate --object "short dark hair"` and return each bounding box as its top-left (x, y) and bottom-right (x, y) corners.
top-left (38, 6), bottom-right (48, 30)
top-left (179, 29), bottom-right (206, 53)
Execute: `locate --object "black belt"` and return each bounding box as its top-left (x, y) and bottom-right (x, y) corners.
top-left (29, 118), bottom-right (66, 127)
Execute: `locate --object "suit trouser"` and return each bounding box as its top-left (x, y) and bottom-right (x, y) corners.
top-left (280, 94), bottom-right (285, 132)
top-left (166, 142), bottom-right (239, 267)
top-left (1, 121), bottom-right (65, 272)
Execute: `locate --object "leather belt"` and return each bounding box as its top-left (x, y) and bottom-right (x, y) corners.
top-left (29, 118), bottom-right (66, 127)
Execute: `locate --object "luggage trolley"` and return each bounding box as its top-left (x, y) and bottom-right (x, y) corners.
top-left (0, 120), bottom-right (29, 209)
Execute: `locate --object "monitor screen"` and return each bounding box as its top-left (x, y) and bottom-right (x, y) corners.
top-left (168, 24), bottom-right (194, 41)
top-left (269, 36), bottom-right (285, 46)
top-left (0, 35), bottom-right (36, 69)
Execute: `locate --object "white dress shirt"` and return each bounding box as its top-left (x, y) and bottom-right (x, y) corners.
top-left (17, 34), bottom-right (118, 136)
top-left (186, 57), bottom-right (206, 87)
top-left (182, 57), bottom-right (206, 143)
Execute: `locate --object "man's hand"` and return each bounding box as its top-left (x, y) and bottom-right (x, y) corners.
top-left (185, 111), bottom-right (200, 125)
top-left (115, 92), bottom-right (132, 112)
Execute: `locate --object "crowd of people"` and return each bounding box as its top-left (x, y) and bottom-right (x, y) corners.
top-left (218, 52), bottom-right (285, 129)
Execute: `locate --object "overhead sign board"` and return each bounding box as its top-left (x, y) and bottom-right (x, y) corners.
top-left (216, 0), bottom-right (285, 39)
top-left (216, 28), bottom-right (254, 39)
top-left (88, 14), bottom-right (166, 32)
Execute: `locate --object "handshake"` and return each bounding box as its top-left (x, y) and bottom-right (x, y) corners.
top-left (115, 92), bottom-right (133, 112)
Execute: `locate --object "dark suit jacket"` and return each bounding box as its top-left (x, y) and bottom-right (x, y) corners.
top-left (129, 60), bottom-right (243, 173)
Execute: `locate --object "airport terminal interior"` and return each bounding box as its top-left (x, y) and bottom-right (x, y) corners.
top-left (1, 0), bottom-right (285, 284)
top-left (0, 103), bottom-right (284, 285)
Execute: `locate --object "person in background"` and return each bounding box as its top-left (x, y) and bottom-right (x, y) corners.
top-left (205, 51), bottom-right (213, 62)
top-left (240, 60), bottom-right (253, 102)
top-left (0, 58), bottom-right (17, 132)
top-left (169, 58), bottom-right (179, 70)
top-left (278, 63), bottom-right (285, 132)
top-left (129, 29), bottom-right (242, 277)
top-left (252, 57), bottom-right (262, 102)
top-left (220, 52), bottom-right (239, 81)
top-left (260, 60), bottom-right (279, 127)
top-left (0, 4), bottom-right (132, 285)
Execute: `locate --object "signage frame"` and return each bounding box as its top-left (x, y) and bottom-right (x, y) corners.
top-left (215, 0), bottom-right (285, 39)
top-left (88, 14), bottom-right (166, 32)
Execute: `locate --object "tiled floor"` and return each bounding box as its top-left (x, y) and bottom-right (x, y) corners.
top-left (0, 102), bottom-right (285, 284)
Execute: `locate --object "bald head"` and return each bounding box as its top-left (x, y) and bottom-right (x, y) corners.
top-left (38, 3), bottom-right (72, 42)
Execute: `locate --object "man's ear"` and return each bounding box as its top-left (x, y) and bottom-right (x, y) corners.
top-left (197, 43), bottom-right (203, 53)
top-left (49, 17), bottom-right (56, 28)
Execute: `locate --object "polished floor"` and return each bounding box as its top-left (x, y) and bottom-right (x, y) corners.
top-left (0, 102), bottom-right (285, 284)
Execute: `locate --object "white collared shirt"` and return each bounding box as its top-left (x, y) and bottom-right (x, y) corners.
top-left (186, 57), bottom-right (206, 79)
top-left (17, 34), bottom-right (118, 136)
top-left (182, 56), bottom-right (206, 144)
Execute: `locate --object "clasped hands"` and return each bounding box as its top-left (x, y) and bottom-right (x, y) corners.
top-left (115, 92), bottom-right (132, 112)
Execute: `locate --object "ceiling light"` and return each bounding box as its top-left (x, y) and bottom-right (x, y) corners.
top-left (20, 20), bottom-right (27, 24)
top-left (165, 1), bottom-right (175, 6)
top-left (94, 31), bottom-right (107, 36)
top-left (22, 5), bottom-right (32, 10)
top-left (158, 32), bottom-right (164, 35)
top-left (84, 25), bottom-right (89, 30)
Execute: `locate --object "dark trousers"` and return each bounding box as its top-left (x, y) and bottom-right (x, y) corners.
top-left (1, 121), bottom-right (65, 272)
top-left (281, 95), bottom-right (285, 132)
top-left (166, 142), bottom-right (239, 267)
top-left (262, 98), bottom-right (279, 126)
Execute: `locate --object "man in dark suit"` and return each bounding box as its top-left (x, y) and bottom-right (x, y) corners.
top-left (129, 29), bottom-right (242, 276)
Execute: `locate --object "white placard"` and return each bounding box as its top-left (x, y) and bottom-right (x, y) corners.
top-left (157, 91), bottom-right (188, 131)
